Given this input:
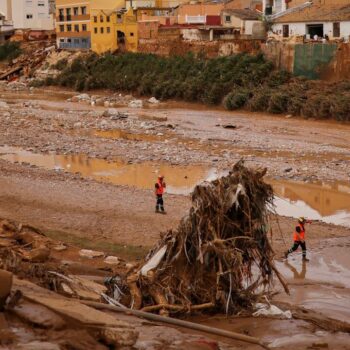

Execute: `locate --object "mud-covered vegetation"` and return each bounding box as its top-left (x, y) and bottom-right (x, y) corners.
top-left (0, 42), bottom-right (22, 61)
top-left (40, 52), bottom-right (350, 121)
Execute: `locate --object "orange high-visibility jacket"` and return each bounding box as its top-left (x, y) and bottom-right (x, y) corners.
top-left (293, 223), bottom-right (305, 242)
top-left (155, 180), bottom-right (166, 195)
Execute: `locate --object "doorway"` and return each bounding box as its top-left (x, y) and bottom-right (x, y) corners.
top-left (306, 24), bottom-right (324, 38)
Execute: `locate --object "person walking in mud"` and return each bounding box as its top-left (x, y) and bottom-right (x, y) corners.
top-left (155, 175), bottom-right (166, 214)
top-left (285, 217), bottom-right (312, 261)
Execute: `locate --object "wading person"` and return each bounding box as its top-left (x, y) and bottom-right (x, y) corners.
top-left (285, 217), bottom-right (312, 261)
top-left (155, 175), bottom-right (166, 214)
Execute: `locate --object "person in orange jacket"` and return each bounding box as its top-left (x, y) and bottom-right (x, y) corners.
top-left (285, 217), bottom-right (312, 261)
top-left (155, 175), bottom-right (166, 214)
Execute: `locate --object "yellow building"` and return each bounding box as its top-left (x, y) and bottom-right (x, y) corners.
top-left (55, 0), bottom-right (91, 49)
top-left (90, 0), bottom-right (124, 54)
top-left (115, 8), bottom-right (138, 52)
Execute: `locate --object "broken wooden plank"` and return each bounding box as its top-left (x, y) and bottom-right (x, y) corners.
top-left (0, 66), bottom-right (23, 80)
top-left (13, 277), bottom-right (138, 347)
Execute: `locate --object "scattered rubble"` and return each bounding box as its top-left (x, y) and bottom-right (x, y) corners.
top-left (104, 256), bottom-right (120, 265)
top-left (128, 100), bottom-right (143, 108)
top-left (148, 97), bottom-right (160, 104)
top-left (79, 249), bottom-right (105, 259)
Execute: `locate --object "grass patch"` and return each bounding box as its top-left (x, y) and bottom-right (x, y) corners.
top-left (44, 228), bottom-right (149, 261)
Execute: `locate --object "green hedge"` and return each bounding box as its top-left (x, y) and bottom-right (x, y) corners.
top-left (40, 52), bottom-right (350, 121)
top-left (0, 42), bottom-right (22, 61)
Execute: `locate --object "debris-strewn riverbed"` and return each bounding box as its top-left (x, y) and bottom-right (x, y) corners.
top-left (0, 82), bottom-right (350, 349)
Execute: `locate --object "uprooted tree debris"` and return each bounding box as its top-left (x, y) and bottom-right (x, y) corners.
top-left (111, 161), bottom-right (288, 315)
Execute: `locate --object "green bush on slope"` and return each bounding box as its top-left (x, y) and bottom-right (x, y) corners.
top-left (42, 52), bottom-right (350, 121)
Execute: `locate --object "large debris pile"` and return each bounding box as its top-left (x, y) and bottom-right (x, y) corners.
top-left (0, 41), bottom-right (55, 81)
top-left (120, 161), bottom-right (278, 315)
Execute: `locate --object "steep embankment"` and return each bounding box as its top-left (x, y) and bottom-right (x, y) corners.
top-left (35, 52), bottom-right (350, 121)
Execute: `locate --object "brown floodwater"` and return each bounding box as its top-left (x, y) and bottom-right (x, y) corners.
top-left (275, 236), bottom-right (350, 323)
top-left (0, 146), bottom-right (211, 195)
top-left (1, 146), bottom-right (349, 226)
top-left (270, 179), bottom-right (350, 227)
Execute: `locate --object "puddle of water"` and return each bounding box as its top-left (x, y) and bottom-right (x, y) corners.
top-left (0, 146), bottom-right (349, 226)
top-left (269, 179), bottom-right (350, 227)
top-left (0, 146), bottom-right (212, 195)
top-left (275, 237), bottom-right (350, 323)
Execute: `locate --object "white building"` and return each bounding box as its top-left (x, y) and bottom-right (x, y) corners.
top-left (221, 9), bottom-right (261, 35)
top-left (271, 2), bottom-right (350, 40)
top-left (0, 0), bottom-right (54, 30)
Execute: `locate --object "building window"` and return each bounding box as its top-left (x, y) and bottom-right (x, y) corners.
top-left (100, 15), bottom-right (104, 22)
top-left (26, 0), bottom-right (33, 6)
top-left (100, 27), bottom-right (104, 34)
top-left (73, 7), bottom-right (78, 15)
top-left (94, 27), bottom-right (97, 34)
top-left (94, 16), bottom-right (97, 23)
top-left (66, 8), bottom-right (71, 21)
top-left (74, 24), bottom-right (79, 32)
top-left (333, 22), bottom-right (340, 37)
top-left (282, 24), bottom-right (289, 38)
top-left (107, 16), bottom-right (110, 22)
top-left (130, 32), bottom-right (134, 36)
top-left (26, 14), bottom-right (33, 19)
top-left (74, 39), bottom-right (79, 44)
top-left (225, 15), bottom-right (230, 22)
top-left (59, 8), bottom-right (64, 21)
top-left (59, 24), bottom-right (64, 32)
top-left (67, 38), bottom-right (71, 43)
top-left (60, 38), bottom-right (64, 43)
top-left (82, 24), bottom-right (87, 31)
top-left (38, 1), bottom-right (45, 6)
top-left (82, 39), bottom-right (87, 43)
top-left (107, 27), bottom-right (110, 33)
top-left (67, 24), bottom-right (72, 32)
top-left (81, 6), bottom-right (86, 15)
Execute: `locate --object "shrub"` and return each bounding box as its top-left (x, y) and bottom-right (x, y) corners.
top-left (43, 51), bottom-right (350, 121)
top-left (224, 89), bottom-right (250, 110)
top-left (302, 95), bottom-right (332, 119)
top-left (29, 79), bottom-right (45, 87)
top-left (0, 42), bottom-right (22, 61)
top-left (267, 92), bottom-right (289, 114)
top-left (51, 58), bottom-right (68, 71)
top-left (267, 70), bottom-right (291, 88)
top-left (248, 89), bottom-right (271, 112)
top-left (329, 95), bottom-right (350, 121)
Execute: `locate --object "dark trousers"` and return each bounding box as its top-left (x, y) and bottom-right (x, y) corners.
top-left (156, 194), bottom-right (164, 212)
top-left (288, 241), bottom-right (306, 257)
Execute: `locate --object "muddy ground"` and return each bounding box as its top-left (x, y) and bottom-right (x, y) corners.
top-left (0, 83), bottom-right (350, 349)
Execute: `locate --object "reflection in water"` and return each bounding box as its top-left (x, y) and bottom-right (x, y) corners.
top-left (0, 146), bottom-right (350, 226)
top-left (270, 179), bottom-right (350, 227)
top-left (0, 146), bottom-right (211, 195)
top-left (284, 260), bottom-right (307, 280)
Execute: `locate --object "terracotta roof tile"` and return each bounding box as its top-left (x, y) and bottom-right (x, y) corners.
top-left (274, 3), bottom-right (350, 23)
